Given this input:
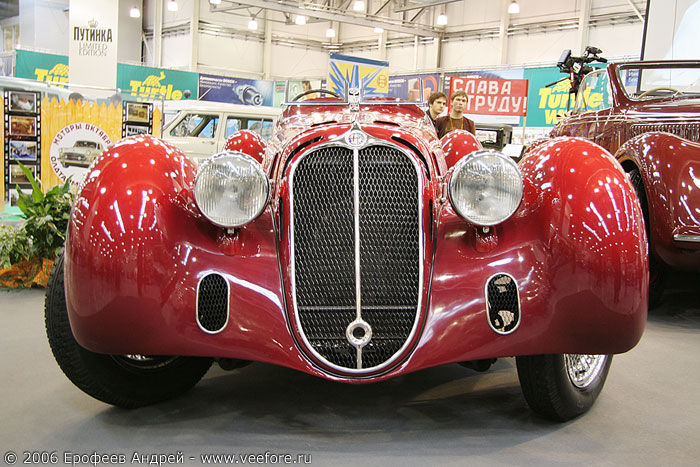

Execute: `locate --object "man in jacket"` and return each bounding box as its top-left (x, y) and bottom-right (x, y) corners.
top-left (436, 91), bottom-right (476, 138)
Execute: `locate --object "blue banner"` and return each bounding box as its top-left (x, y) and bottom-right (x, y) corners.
top-left (199, 74), bottom-right (274, 107)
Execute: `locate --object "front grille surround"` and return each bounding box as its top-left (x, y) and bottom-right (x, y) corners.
top-left (288, 135), bottom-right (425, 376)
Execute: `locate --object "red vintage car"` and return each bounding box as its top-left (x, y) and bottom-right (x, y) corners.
top-left (551, 60), bottom-right (700, 302)
top-left (45, 88), bottom-right (648, 422)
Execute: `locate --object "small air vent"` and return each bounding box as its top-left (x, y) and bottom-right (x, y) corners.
top-left (485, 273), bottom-right (520, 335)
top-left (197, 273), bottom-right (229, 333)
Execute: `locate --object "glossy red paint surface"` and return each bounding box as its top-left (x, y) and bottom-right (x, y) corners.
top-left (65, 103), bottom-right (647, 383)
top-left (440, 129), bottom-right (482, 169)
top-left (551, 60), bottom-right (700, 270)
top-left (223, 130), bottom-right (267, 164)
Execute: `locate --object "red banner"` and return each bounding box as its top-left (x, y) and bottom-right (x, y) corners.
top-left (448, 76), bottom-right (529, 116)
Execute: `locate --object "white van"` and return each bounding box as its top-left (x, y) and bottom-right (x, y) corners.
top-left (162, 102), bottom-right (282, 163)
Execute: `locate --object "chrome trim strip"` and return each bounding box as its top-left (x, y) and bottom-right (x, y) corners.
top-left (352, 146), bottom-right (363, 369)
top-left (484, 272), bottom-right (521, 336)
top-left (195, 273), bottom-right (230, 334)
top-left (288, 130), bottom-right (425, 375)
top-left (673, 234), bottom-right (700, 243)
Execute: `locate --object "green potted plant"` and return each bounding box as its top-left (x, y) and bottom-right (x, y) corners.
top-left (0, 162), bottom-right (73, 287)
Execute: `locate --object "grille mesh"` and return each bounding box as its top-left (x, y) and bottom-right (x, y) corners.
top-left (486, 274), bottom-right (519, 334)
top-left (292, 144), bottom-right (420, 370)
top-left (197, 274), bottom-right (229, 333)
top-left (630, 123), bottom-right (700, 142)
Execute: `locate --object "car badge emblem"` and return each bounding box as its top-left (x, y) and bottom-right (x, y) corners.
top-left (345, 131), bottom-right (367, 147)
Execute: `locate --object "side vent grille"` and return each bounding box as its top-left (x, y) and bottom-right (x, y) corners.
top-left (485, 273), bottom-right (520, 335)
top-left (197, 273), bottom-right (229, 333)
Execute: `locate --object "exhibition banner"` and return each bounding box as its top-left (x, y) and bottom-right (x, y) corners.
top-left (15, 49), bottom-right (69, 85)
top-left (68, 0), bottom-right (118, 89)
top-left (117, 64), bottom-right (197, 101)
top-left (328, 53), bottom-right (389, 97)
top-left (199, 74), bottom-right (274, 107)
top-left (388, 73), bottom-right (440, 101)
top-left (448, 75), bottom-right (528, 116)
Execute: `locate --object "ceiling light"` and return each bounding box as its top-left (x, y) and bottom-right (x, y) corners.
top-left (129, 6), bottom-right (140, 18)
top-left (437, 14), bottom-right (448, 26)
top-left (508, 0), bottom-right (520, 14)
top-left (326, 27), bottom-right (336, 38)
top-left (209, 0), bottom-right (221, 4)
top-left (167, 0), bottom-right (178, 12)
top-left (353, 0), bottom-right (365, 11)
top-left (248, 18), bottom-right (258, 30)
top-left (374, 26), bottom-right (384, 33)
top-left (295, 15), bottom-right (306, 25)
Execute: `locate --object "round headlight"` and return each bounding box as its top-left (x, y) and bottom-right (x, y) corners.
top-left (449, 150), bottom-right (523, 226)
top-left (194, 151), bottom-right (269, 228)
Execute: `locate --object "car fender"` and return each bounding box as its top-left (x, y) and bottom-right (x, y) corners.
top-left (617, 132), bottom-right (700, 268)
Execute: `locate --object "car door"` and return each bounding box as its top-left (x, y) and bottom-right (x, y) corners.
top-left (165, 111), bottom-right (222, 160)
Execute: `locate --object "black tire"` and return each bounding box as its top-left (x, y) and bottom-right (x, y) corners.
top-left (516, 354), bottom-right (612, 422)
top-left (45, 254), bottom-right (213, 408)
top-left (629, 168), bottom-right (666, 306)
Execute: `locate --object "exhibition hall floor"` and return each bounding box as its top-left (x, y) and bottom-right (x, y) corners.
top-left (1, 275), bottom-right (698, 466)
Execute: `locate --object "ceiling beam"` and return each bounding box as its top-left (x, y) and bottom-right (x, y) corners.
top-left (213, 0), bottom-right (441, 37)
top-left (393, 0), bottom-right (460, 13)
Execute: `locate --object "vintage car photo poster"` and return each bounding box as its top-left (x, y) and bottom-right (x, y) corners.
top-left (122, 101), bottom-right (153, 137)
top-left (3, 88), bottom-right (41, 204)
top-left (9, 140), bottom-right (38, 161)
top-left (49, 122), bottom-right (111, 186)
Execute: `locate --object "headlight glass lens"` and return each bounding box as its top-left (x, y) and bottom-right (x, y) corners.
top-left (449, 150), bottom-right (523, 226)
top-left (194, 151), bottom-right (269, 227)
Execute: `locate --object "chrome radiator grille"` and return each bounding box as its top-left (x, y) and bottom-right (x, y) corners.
top-left (630, 123), bottom-right (700, 142)
top-left (291, 144), bottom-right (421, 372)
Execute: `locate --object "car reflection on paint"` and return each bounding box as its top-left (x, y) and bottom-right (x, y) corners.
top-left (58, 140), bottom-right (103, 168)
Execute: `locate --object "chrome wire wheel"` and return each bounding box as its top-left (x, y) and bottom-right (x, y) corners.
top-left (564, 354), bottom-right (608, 389)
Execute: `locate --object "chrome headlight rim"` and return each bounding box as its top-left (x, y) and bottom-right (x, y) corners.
top-left (194, 150), bottom-right (270, 228)
top-left (448, 149), bottom-right (523, 227)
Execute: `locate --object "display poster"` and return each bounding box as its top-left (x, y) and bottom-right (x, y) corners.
top-left (447, 76), bottom-right (528, 117)
top-left (3, 89), bottom-right (41, 205)
top-left (444, 69), bottom-right (525, 125)
top-left (49, 122), bottom-right (111, 187)
top-left (15, 49), bottom-right (69, 85)
top-left (523, 65), bottom-right (606, 127)
top-left (198, 74), bottom-right (274, 107)
top-left (117, 64), bottom-right (198, 102)
top-left (388, 73), bottom-right (440, 101)
top-left (328, 53), bottom-right (389, 98)
top-left (68, 0), bottom-right (118, 89)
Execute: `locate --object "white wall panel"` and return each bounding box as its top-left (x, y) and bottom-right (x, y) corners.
top-left (589, 23), bottom-right (643, 59)
top-left (441, 38), bottom-right (502, 70)
top-left (270, 44), bottom-right (329, 79)
top-left (161, 34), bottom-right (191, 69)
top-left (198, 33), bottom-right (264, 76)
top-left (507, 30), bottom-right (579, 66)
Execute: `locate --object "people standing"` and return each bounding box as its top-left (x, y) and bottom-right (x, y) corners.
top-left (426, 92), bottom-right (447, 132)
top-left (436, 91), bottom-right (476, 138)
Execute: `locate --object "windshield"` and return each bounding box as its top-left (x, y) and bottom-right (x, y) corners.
top-left (75, 141), bottom-right (98, 148)
top-left (618, 64), bottom-right (700, 100)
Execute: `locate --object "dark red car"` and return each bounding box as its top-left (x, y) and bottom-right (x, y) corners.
top-left (46, 88), bottom-right (647, 422)
top-left (551, 61), bottom-right (700, 301)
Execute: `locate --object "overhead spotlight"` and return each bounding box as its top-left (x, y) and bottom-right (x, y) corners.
top-left (167, 0), bottom-right (179, 12)
top-left (374, 26), bottom-right (384, 33)
top-left (209, 0), bottom-right (221, 4)
top-left (248, 18), bottom-right (258, 30)
top-left (295, 15), bottom-right (306, 25)
top-left (508, 0), bottom-right (520, 14)
top-left (353, 0), bottom-right (365, 11)
top-left (326, 27), bottom-right (336, 38)
top-left (437, 14), bottom-right (448, 26)
top-left (129, 6), bottom-right (140, 18)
